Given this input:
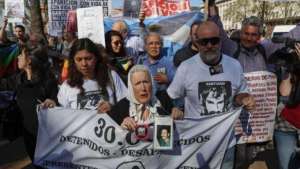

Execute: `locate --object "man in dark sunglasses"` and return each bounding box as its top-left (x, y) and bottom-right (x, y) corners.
top-left (207, 3), bottom-right (291, 169)
top-left (195, 22), bottom-right (221, 66)
top-left (167, 20), bottom-right (255, 169)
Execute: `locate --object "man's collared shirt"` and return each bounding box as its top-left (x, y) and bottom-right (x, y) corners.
top-left (139, 55), bottom-right (175, 91)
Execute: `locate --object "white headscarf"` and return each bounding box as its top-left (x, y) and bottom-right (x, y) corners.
top-left (127, 65), bottom-right (161, 123)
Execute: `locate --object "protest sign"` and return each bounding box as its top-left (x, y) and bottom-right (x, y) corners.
top-left (77, 6), bottom-right (105, 45)
top-left (35, 107), bottom-right (241, 169)
top-left (47, 0), bottom-right (111, 36)
top-left (66, 10), bottom-right (77, 33)
top-left (5, 0), bottom-right (24, 23)
top-left (142, 0), bottom-right (191, 18)
top-left (235, 71), bottom-right (277, 144)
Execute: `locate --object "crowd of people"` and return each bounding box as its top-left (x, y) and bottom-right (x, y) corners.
top-left (0, 2), bottom-right (300, 169)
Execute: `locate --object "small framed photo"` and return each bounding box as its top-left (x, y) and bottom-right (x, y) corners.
top-left (154, 116), bottom-right (173, 150)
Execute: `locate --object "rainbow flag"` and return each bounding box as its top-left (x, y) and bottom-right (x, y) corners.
top-left (0, 43), bottom-right (20, 77)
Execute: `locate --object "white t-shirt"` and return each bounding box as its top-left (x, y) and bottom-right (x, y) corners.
top-left (58, 71), bottom-right (127, 110)
top-left (167, 53), bottom-right (248, 118)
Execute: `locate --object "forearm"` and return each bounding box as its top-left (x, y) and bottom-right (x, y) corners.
top-left (0, 24), bottom-right (8, 43)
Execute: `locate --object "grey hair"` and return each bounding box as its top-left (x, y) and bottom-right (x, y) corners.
top-left (112, 20), bottom-right (129, 33)
top-left (128, 64), bottom-right (151, 80)
top-left (127, 64), bottom-right (156, 104)
top-left (242, 16), bottom-right (263, 35)
top-left (143, 32), bottom-right (163, 46)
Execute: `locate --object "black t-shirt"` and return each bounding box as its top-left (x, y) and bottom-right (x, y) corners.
top-left (173, 42), bottom-right (198, 67)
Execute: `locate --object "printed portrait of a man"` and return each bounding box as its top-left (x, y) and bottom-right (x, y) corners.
top-left (157, 125), bottom-right (171, 147)
top-left (198, 81), bottom-right (232, 115)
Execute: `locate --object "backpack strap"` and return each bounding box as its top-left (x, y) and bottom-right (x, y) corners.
top-left (256, 43), bottom-right (267, 63)
top-left (233, 42), bottom-right (241, 59)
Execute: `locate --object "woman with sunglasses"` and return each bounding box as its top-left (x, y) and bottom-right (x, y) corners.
top-left (0, 41), bottom-right (58, 167)
top-left (105, 30), bottom-right (133, 85)
top-left (57, 38), bottom-right (127, 113)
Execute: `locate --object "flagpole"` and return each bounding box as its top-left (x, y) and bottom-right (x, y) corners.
top-left (204, 0), bottom-right (209, 21)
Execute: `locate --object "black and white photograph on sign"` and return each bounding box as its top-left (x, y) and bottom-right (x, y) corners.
top-left (198, 81), bottom-right (232, 116)
top-left (154, 116), bottom-right (173, 150)
top-left (77, 90), bottom-right (108, 110)
top-left (5, 0), bottom-right (24, 22)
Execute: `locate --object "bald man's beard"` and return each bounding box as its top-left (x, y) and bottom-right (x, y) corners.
top-left (200, 48), bottom-right (221, 65)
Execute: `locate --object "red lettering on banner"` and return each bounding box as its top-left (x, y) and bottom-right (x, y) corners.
top-left (236, 72), bottom-right (277, 144)
top-left (161, 9), bottom-right (168, 16)
top-left (142, 0), bottom-right (190, 17)
top-left (143, 0), bottom-right (153, 17)
top-left (183, 1), bottom-right (188, 9)
top-left (145, 9), bottom-right (152, 16)
top-left (170, 4), bottom-right (177, 11)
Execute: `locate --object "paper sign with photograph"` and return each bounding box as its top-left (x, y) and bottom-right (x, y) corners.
top-left (154, 116), bottom-right (173, 150)
top-left (5, 0), bottom-right (24, 23)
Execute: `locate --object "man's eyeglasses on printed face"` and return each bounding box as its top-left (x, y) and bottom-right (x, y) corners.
top-left (196, 37), bottom-right (220, 46)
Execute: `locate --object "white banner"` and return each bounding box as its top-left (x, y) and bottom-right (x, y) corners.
top-left (5, 0), bottom-right (24, 23)
top-left (35, 107), bottom-right (242, 169)
top-left (47, 0), bottom-right (111, 36)
top-left (235, 71), bottom-right (277, 144)
top-left (77, 6), bottom-right (105, 45)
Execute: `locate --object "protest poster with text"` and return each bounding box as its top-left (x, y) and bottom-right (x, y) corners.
top-left (235, 71), bottom-right (277, 144)
top-left (142, 0), bottom-right (191, 18)
top-left (5, 0), bottom-right (24, 23)
top-left (34, 107), bottom-right (242, 169)
top-left (47, 0), bottom-right (111, 36)
top-left (77, 6), bottom-right (105, 45)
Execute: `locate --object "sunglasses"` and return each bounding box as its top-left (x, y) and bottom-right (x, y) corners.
top-left (196, 37), bottom-right (220, 46)
top-left (112, 41), bottom-right (122, 46)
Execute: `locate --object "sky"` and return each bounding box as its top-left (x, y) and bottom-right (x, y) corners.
top-left (112, 0), bottom-right (203, 8)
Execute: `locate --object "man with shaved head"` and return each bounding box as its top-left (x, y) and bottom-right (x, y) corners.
top-left (112, 20), bottom-right (145, 63)
top-left (207, 3), bottom-right (283, 169)
top-left (167, 21), bottom-right (255, 169)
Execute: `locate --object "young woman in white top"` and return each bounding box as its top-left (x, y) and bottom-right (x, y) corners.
top-left (58, 38), bottom-right (127, 113)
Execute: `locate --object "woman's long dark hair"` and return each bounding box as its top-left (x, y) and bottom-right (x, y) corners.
top-left (67, 38), bottom-right (109, 94)
top-left (287, 63), bottom-right (300, 107)
top-left (105, 30), bottom-right (126, 57)
top-left (21, 42), bottom-right (52, 83)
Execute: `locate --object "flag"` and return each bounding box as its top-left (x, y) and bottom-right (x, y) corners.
top-left (104, 11), bottom-right (204, 61)
top-left (0, 43), bottom-right (20, 77)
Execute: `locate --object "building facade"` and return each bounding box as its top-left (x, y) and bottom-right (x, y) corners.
top-left (201, 0), bottom-right (300, 33)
